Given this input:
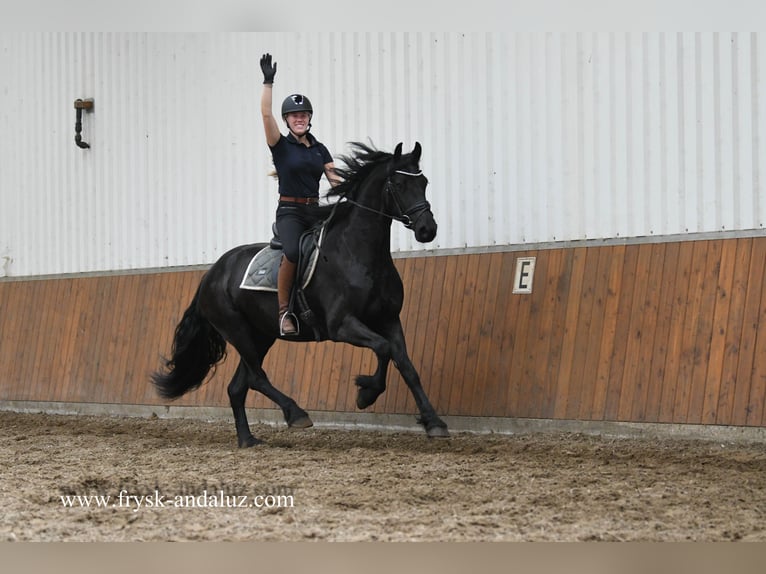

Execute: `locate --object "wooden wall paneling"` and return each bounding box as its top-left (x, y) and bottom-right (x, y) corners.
top-left (748, 255), bottom-right (766, 426)
top-left (603, 245), bottom-right (640, 421)
top-left (590, 245), bottom-right (625, 420)
top-left (408, 256), bottom-right (441, 414)
top-left (549, 247), bottom-right (581, 420)
top-left (700, 240), bottom-right (737, 424)
top-left (439, 251), bottom-right (470, 413)
top-left (455, 252), bottom-right (492, 416)
top-left (20, 280), bottom-right (46, 401)
top-left (503, 251), bottom-right (534, 418)
top-left (446, 252), bottom-right (481, 415)
top-left (60, 278), bottom-right (86, 402)
top-left (671, 241), bottom-right (710, 423)
top-left (48, 279), bottom-right (72, 403)
top-left (558, 247), bottom-right (599, 420)
top-left (469, 251), bottom-right (504, 415)
top-left (12, 280), bottom-right (34, 399)
top-left (716, 238), bottom-right (753, 425)
top-left (29, 279), bottom-right (56, 401)
top-left (618, 243), bottom-right (657, 422)
top-left (516, 249), bottom-right (548, 418)
top-left (0, 283), bottom-right (14, 397)
top-left (685, 240), bottom-right (722, 423)
top-left (657, 241), bottom-right (695, 423)
top-left (402, 255), bottom-right (426, 412)
top-left (643, 242), bottom-right (682, 423)
top-left (106, 275), bottom-right (129, 401)
top-left (480, 253), bottom-right (518, 417)
top-left (5, 237), bottom-right (766, 428)
top-left (325, 343), bottom-right (349, 412)
top-left (420, 255), bottom-right (449, 413)
top-left (119, 275), bottom-right (142, 404)
top-left (142, 274), bottom-right (169, 404)
top-left (576, 246), bottom-right (614, 420)
top-left (427, 254), bottom-right (459, 415)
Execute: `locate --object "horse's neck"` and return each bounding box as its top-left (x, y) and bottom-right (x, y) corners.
top-left (330, 174), bottom-right (393, 255)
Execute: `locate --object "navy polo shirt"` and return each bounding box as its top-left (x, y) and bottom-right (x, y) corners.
top-left (269, 132), bottom-right (333, 198)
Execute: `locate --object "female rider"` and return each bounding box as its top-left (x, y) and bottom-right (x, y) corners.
top-left (260, 53), bottom-right (339, 335)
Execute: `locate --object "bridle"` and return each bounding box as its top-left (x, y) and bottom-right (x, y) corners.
top-left (343, 169), bottom-right (432, 229)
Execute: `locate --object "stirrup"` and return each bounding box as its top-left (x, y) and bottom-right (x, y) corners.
top-left (279, 310), bottom-right (300, 336)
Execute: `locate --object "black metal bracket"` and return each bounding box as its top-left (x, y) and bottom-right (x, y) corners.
top-left (74, 99), bottom-right (94, 149)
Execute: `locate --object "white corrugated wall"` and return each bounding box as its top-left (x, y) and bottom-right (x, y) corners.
top-left (1, 32), bottom-right (764, 277)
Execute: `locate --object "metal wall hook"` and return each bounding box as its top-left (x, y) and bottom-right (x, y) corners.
top-left (74, 98), bottom-right (94, 149)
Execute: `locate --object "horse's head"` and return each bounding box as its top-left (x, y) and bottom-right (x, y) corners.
top-left (387, 142), bottom-right (437, 243)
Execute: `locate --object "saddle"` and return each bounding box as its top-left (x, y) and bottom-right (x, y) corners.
top-left (239, 221), bottom-right (326, 338)
top-left (240, 222), bottom-right (324, 293)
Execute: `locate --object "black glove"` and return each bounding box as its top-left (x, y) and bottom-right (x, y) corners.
top-left (260, 53), bottom-right (277, 85)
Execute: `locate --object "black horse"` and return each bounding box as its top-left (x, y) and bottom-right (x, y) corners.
top-left (152, 141), bottom-right (449, 447)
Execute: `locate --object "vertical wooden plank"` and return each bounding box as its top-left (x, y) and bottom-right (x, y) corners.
top-left (0, 283), bottom-right (15, 396)
top-left (430, 254), bottom-right (462, 414)
top-left (603, 244), bottom-right (640, 421)
top-left (469, 251), bottom-right (504, 415)
top-left (591, 245), bottom-right (626, 420)
top-left (446, 254), bottom-right (482, 415)
top-left (748, 254), bottom-right (766, 426)
top-left (533, 249), bottom-right (567, 420)
top-left (406, 255), bottom-right (442, 413)
top-left (455, 253), bottom-right (492, 415)
top-left (1, 282), bottom-right (27, 398)
top-left (437, 253), bottom-right (469, 414)
top-left (551, 247), bottom-right (598, 419)
top-left (619, 243), bottom-right (658, 421)
top-left (716, 238), bottom-right (753, 424)
top-left (700, 240), bottom-right (737, 423)
top-left (685, 240), bottom-right (722, 423)
top-left (643, 242), bottom-right (682, 422)
top-left (657, 241), bottom-right (695, 422)
top-left (417, 255), bottom-right (449, 412)
top-left (481, 252), bottom-right (518, 417)
top-left (671, 241), bottom-right (710, 422)
top-left (577, 246), bottom-right (615, 420)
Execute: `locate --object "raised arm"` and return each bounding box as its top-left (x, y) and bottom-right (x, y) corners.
top-left (260, 53), bottom-right (281, 147)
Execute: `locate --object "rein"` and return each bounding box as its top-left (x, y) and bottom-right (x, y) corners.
top-left (342, 169), bottom-right (431, 229)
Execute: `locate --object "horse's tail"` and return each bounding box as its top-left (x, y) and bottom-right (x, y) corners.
top-left (151, 286), bottom-right (227, 399)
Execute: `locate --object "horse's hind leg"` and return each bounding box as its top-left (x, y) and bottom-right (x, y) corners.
top-left (246, 364), bottom-right (313, 429)
top-left (228, 360), bottom-right (263, 448)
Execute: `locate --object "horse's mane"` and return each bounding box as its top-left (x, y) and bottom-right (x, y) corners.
top-left (327, 141), bottom-right (394, 199)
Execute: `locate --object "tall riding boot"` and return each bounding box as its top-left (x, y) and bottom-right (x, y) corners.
top-left (277, 256), bottom-right (298, 335)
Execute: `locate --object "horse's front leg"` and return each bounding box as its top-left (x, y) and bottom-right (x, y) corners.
top-left (383, 320), bottom-right (449, 438)
top-left (355, 353), bottom-right (390, 409)
top-left (332, 316), bottom-right (391, 409)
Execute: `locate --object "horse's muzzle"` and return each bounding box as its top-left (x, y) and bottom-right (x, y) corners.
top-left (413, 210), bottom-right (437, 243)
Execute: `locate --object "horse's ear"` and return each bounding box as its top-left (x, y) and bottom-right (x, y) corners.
top-left (394, 142), bottom-right (403, 159)
top-left (412, 141), bottom-right (422, 163)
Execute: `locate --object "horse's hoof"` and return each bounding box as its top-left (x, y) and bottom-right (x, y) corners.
top-left (238, 435), bottom-right (264, 448)
top-left (426, 425), bottom-right (450, 439)
top-left (356, 387), bottom-right (382, 410)
top-left (289, 416), bottom-right (314, 429)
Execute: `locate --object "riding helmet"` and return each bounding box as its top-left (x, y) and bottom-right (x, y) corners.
top-left (281, 94), bottom-right (313, 118)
